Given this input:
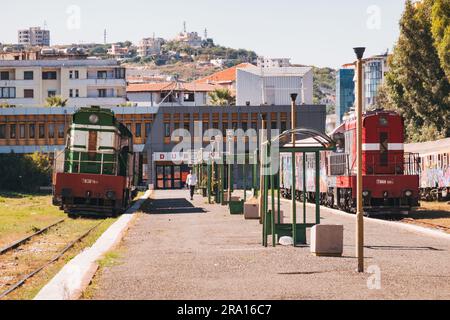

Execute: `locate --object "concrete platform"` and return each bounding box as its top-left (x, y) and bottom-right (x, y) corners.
top-left (90, 190), bottom-right (450, 300)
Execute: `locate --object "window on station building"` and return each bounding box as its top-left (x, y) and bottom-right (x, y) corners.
top-left (203, 122), bottom-right (209, 133)
top-left (281, 121), bottom-right (287, 132)
top-left (184, 122), bottom-right (190, 132)
top-left (58, 124), bottom-right (65, 139)
top-left (135, 123), bottom-right (142, 138)
top-left (222, 122), bottom-right (229, 136)
top-left (19, 124), bottom-right (25, 139)
top-left (145, 123), bottom-right (151, 138)
top-left (271, 121), bottom-right (277, 130)
top-left (48, 124), bottom-right (55, 139)
top-left (242, 122), bottom-right (248, 131)
top-left (39, 124), bottom-right (45, 139)
top-left (29, 124), bottom-right (35, 139)
top-left (251, 122), bottom-right (258, 131)
top-left (164, 123), bottom-right (171, 137)
top-left (10, 124), bottom-right (16, 139)
top-left (0, 124), bottom-right (6, 139)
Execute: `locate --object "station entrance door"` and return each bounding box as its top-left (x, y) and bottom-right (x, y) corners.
top-left (156, 165), bottom-right (189, 189)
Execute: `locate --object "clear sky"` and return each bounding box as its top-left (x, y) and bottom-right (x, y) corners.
top-left (1, 0), bottom-right (406, 68)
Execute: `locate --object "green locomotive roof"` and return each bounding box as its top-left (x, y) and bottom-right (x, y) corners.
top-left (72, 106), bottom-right (132, 138)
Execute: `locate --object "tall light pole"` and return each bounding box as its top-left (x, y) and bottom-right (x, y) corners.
top-left (354, 47), bottom-right (365, 273)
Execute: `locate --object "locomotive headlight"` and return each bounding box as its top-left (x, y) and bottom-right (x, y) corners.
top-left (89, 114), bottom-right (99, 124)
top-left (362, 190), bottom-right (370, 197)
top-left (106, 191), bottom-right (116, 200)
top-left (404, 190), bottom-right (413, 197)
top-left (383, 191), bottom-right (389, 198)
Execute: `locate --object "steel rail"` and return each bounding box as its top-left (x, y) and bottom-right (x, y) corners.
top-left (0, 222), bottom-right (102, 299)
top-left (0, 219), bottom-right (66, 255)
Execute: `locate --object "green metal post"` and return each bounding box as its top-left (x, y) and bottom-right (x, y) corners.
top-left (243, 160), bottom-right (247, 202)
top-left (263, 159), bottom-right (269, 247)
top-left (277, 172), bottom-right (281, 225)
top-left (220, 161), bottom-right (224, 205)
top-left (270, 148), bottom-right (276, 247)
top-left (315, 151), bottom-right (321, 225)
top-left (291, 152), bottom-right (296, 246)
top-left (303, 152), bottom-right (307, 224)
top-left (253, 152), bottom-right (258, 197)
top-left (207, 160), bottom-right (212, 204)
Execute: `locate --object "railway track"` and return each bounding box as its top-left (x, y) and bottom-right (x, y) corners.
top-left (0, 221), bottom-right (103, 299)
top-left (0, 219), bottom-right (65, 256)
top-left (401, 218), bottom-right (450, 232)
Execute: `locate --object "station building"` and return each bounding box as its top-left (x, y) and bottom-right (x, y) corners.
top-left (0, 105), bottom-right (326, 189)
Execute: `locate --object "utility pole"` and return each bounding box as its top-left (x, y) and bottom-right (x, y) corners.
top-left (354, 47), bottom-right (365, 273)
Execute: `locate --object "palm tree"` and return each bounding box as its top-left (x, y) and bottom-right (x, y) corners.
top-left (208, 88), bottom-right (236, 106)
top-left (45, 96), bottom-right (68, 107)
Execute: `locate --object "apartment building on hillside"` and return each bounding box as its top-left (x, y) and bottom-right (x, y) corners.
top-left (0, 59), bottom-right (126, 107)
top-left (18, 27), bottom-right (50, 47)
top-left (257, 57), bottom-right (291, 68)
top-left (138, 38), bottom-right (164, 57)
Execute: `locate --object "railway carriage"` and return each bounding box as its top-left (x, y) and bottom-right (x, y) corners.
top-left (281, 110), bottom-right (420, 215)
top-left (53, 106), bottom-right (138, 217)
top-left (405, 138), bottom-right (450, 201)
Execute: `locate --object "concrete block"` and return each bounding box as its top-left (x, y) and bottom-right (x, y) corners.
top-left (244, 203), bottom-right (259, 220)
top-left (310, 225), bottom-right (344, 257)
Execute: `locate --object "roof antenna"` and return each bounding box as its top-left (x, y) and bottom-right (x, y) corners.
top-left (104, 29), bottom-right (107, 45)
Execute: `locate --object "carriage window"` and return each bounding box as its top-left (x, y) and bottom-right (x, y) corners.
top-left (380, 132), bottom-right (388, 167)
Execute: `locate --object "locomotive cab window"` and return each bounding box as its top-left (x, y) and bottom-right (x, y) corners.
top-left (380, 132), bottom-right (388, 167)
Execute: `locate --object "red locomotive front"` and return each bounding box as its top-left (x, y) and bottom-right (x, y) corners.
top-left (328, 110), bottom-right (420, 215)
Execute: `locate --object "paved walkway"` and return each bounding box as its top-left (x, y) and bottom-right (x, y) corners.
top-left (91, 190), bottom-right (450, 300)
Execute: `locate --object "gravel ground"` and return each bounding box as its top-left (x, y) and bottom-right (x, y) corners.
top-left (91, 190), bottom-right (450, 300)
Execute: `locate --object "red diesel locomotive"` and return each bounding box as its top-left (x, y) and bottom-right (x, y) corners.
top-left (53, 107), bottom-right (138, 217)
top-left (281, 110), bottom-right (420, 215)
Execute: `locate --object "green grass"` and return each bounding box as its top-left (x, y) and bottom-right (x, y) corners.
top-left (0, 191), bottom-right (123, 300)
top-left (98, 250), bottom-right (122, 268)
top-left (0, 192), bottom-right (65, 247)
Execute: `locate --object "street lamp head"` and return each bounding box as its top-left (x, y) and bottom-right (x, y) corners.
top-left (353, 47), bottom-right (366, 60)
top-left (290, 93), bottom-right (298, 102)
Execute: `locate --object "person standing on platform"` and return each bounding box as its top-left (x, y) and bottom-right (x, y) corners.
top-left (186, 170), bottom-right (198, 201)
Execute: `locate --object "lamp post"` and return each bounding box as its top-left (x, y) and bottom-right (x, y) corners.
top-left (259, 114), bottom-right (266, 224)
top-left (354, 47), bottom-right (365, 273)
